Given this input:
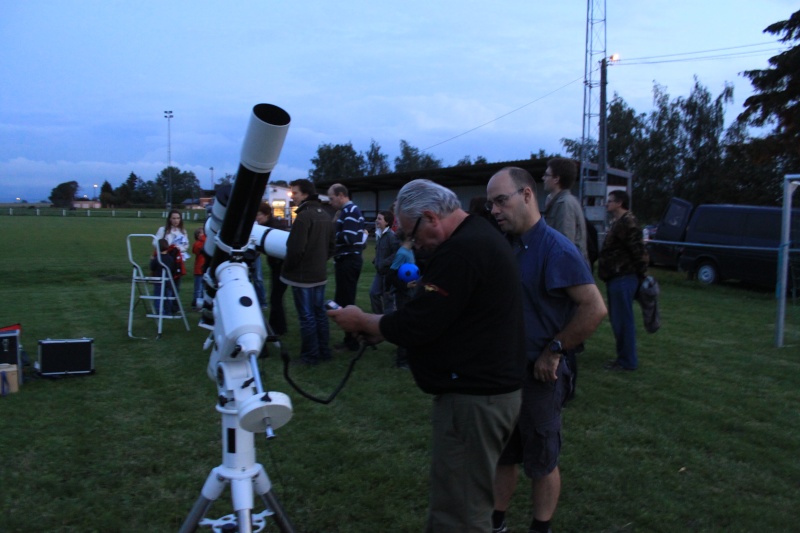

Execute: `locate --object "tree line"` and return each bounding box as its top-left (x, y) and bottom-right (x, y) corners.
top-left (308, 10), bottom-right (798, 223)
top-left (49, 10), bottom-right (798, 221)
top-left (604, 9), bottom-right (799, 221)
top-left (49, 167), bottom-right (206, 208)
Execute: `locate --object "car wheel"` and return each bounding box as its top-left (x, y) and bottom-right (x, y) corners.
top-left (696, 262), bottom-right (718, 285)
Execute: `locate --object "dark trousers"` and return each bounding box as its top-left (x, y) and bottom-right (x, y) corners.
top-left (290, 284), bottom-right (331, 363)
top-left (268, 262), bottom-right (288, 335)
top-left (334, 253), bottom-right (363, 347)
top-left (607, 274), bottom-right (639, 369)
top-left (251, 256), bottom-right (267, 307)
top-left (153, 278), bottom-right (180, 315)
top-left (394, 288), bottom-right (411, 366)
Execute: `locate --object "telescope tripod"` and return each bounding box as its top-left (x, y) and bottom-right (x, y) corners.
top-left (180, 460), bottom-right (293, 533)
top-left (180, 329), bottom-right (295, 533)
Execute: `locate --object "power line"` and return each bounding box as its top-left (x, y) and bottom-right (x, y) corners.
top-left (422, 74), bottom-right (585, 152)
top-left (421, 41), bottom-right (783, 153)
top-left (616, 48), bottom-right (783, 66)
top-left (619, 41), bottom-right (781, 62)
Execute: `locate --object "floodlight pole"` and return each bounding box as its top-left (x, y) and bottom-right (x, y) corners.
top-left (165, 110), bottom-right (174, 209)
top-left (775, 174), bottom-right (800, 348)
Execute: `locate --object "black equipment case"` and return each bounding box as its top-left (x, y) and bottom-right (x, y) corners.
top-left (36, 338), bottom-right (95, 376)
top-left (0, 329), bottom-right (23, 388)
top-left (0, 329), bottom-right (21, 367)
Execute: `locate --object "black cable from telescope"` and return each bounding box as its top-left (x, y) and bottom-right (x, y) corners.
top-left (279, 343), bottom-right (370, 404)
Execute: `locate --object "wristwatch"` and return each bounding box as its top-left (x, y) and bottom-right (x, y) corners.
top-left (548, 339), bottom-right (565, 355)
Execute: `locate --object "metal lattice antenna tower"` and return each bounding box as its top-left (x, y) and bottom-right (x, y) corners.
top-left (580, 0), bottom-right (609, 231)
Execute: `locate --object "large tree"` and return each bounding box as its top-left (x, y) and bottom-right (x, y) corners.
top-left (565, 81), bottom-right (734, 221)
top-left (99, 180), bottom-right (114, 208)
top-left (740, 9), bottom-right (800, 168)
top-left (113, 172), bottom-right (142, 207)
top-left (455, 155), bottom-right (489, 166)
top-left (529, 149), bottom-right (560, 161)
top-left (155, 166), bottom-right (201, 205)
top-left (606, 94), bottom-right (647, 172)
top-left (632, 84), bottom-right (684, 221)
top-left (718, 118), bottom-right (784, 205)
top-left (673, 78), bottom-right (733, 204)
top-left (308, 142), bottom-right (365, 183)
top-left (560, 137), bottom-right (597, 163)
top-left (394, 140), bottom-right (442, 173)
top-left (216, 173), bottom-right (235, 187)
top-left (364, 139), bottom-right (391, 175)
top-left (49, 180), bottom-right (79, 207)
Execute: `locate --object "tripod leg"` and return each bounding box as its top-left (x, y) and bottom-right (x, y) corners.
top-left (261, 491), bottom-right (296, 533)
top-left (179, 468), bottom-right (228, 533)
top-left (179, 495), bottom-right (213, 533)
top-left (253, 465), bottom-right (296, 533)
top-left (235, 509), bottom-right (254, 533)
top-left (231, 478), bottom-right (255, 533)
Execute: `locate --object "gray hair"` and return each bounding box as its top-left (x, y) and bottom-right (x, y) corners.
top-left (395, 179), bottom-right (461, 219)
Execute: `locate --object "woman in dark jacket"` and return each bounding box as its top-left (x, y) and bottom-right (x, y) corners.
top-left (369, 210), bottom-right (400, 314)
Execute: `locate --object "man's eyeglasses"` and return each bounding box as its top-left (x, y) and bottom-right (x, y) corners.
top-left (409, 216), bottom-right (422, 242)
top-left (485, 188), bottom-right (524, 211)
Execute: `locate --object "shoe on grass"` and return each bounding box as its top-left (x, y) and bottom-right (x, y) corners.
top-left (603, 360), bottom-right (635, 371)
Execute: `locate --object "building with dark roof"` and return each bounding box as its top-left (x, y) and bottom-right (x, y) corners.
top-left (314, 157), bottom-right (631, 223)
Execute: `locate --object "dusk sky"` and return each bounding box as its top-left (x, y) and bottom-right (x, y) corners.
top-left (0, 1), bottom-right (795, 202)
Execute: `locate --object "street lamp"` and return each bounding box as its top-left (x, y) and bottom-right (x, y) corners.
top-left (597, 52), bottom-right (618, 197)
top-left (93, 184), bottom-right (98, 203)
top-left (164, 110), bottom-right (173, 208)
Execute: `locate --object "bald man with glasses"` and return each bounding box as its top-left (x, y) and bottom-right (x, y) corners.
top-left (486, 167), bottom-right (606, 533)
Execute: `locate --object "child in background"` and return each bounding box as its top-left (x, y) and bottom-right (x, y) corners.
top-left (387, 230), bottom-right (416, 369)
top-left (192, 227), bottom-right (206, 311)
top-left (150, 238), bottom-right (181, 315)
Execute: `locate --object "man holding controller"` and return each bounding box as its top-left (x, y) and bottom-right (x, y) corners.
top-left (328, 179), bottom-right (525, 533)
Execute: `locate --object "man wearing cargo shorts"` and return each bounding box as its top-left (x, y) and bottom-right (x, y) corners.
top-left (487, 167), bottom-right (607, 533)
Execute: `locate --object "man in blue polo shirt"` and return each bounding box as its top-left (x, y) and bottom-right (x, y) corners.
top-left (487, 167), bottom-right (607, 533)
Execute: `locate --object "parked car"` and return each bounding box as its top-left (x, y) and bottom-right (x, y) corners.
top-left (676, 203), bottom-right (800, 287)
top-left (646, 198), bottom-right (693, 267)
top-left (643, 224), bottom-right (657, 242)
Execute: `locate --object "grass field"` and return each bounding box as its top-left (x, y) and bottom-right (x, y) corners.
top-left (0, 213), bottom-right (798, 533)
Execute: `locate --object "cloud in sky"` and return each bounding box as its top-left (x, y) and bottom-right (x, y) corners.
top-left (0, 0), bottom-right (795, 202)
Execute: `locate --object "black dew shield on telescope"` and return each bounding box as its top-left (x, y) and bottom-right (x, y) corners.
top-left (208, 104), bottom-right (291, 276)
